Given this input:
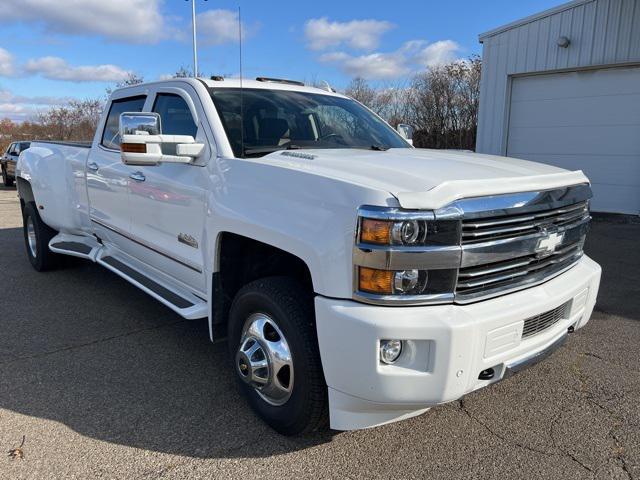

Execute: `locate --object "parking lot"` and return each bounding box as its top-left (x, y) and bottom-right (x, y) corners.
top-left (0, 184), bottom-right (638, 480)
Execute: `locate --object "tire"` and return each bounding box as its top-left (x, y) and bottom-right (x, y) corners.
top-left (22, 202), bottom-right (60, 271)
top-left (228, 277), bottom-right (328, 436)
top-left (2, 166), bottom-right (13, 187)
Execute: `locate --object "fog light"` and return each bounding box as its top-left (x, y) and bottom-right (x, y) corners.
top-left (380, 339), bottom-right (403, 364)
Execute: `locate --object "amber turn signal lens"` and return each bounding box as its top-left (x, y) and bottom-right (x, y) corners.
top-left (121, 143), bottom-right (147, 153)
top-left (359, 267), bottom-right (393, 295)
top-left (360, 218), bottom-right (392, 245)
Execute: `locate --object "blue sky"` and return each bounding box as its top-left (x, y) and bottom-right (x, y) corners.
top-left (0, 0), bottom-right (563, 121)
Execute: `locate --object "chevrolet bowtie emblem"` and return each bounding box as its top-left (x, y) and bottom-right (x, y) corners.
top-left (536, 232), bottom-right (564, 256)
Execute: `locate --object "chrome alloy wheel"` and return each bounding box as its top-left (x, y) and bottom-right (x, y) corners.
top-left (235, 313), bottom-right (294, 406)
top-left (26, 216), bottom-right (37, 258)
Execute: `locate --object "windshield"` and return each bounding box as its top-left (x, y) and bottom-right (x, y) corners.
top-left (209, 88), bottom-right (409, 158)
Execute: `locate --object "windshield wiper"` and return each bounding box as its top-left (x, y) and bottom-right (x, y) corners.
top-left (243, 144), bottom-right (303, 157)
top-left (369, 144), bottom-right (390, 151)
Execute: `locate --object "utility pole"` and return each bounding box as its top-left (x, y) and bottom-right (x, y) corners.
top-left (187, 0), bottom-right (207, 77)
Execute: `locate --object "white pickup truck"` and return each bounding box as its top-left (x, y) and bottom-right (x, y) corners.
top-left (16, 77), bottom-right (601, 435)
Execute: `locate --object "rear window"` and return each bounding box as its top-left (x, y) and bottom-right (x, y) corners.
top-left (101, 96), bottom-right (147, 150)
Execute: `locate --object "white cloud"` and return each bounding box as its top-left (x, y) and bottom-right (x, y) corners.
top-left (305, 18), bottom-right (394, 51)
top-left (319, 40), bottom-right (461, 80)
top-left (320, 51), bottom-right (410, 80)
top-left (415, 40), bottom-right (460, 67)
top-left (23, 56), bottom-right (131, 82)
top-left (196, 9), bottom-right (247, 46)
top-left (0, 88), bottom-right (69, 121)
top-left (0, 0), bottom-right (165, 43)
top-left (0, 48), bottom-right (16, 77)
top-left (0, 89), bottom-right (70, 105)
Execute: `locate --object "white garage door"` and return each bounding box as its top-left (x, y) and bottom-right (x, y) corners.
top-left (507, 67), bottom-right (640, 214)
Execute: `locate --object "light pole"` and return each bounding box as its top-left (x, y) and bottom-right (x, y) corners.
top-left (186, 0), bottom-right (207, 77)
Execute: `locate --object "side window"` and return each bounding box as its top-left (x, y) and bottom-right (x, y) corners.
top-left (153, 93), bottom-right (197, 137)
top-left (101, 96), bottom-right (146, 150)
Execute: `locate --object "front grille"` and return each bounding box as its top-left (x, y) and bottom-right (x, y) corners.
top-left (461, 201), bottom-right (589, 244)
top-left (522, 301), bottom-right (571, 338)
top-left (456, 239), bottom-right (584, 298)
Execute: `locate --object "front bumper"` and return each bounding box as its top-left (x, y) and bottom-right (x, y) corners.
top-left (315, 255), bottom-right (601, 430)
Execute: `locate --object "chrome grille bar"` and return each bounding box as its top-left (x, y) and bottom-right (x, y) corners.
top-left (462, 201), bottom-right (589, 244)
top-left (456, 241), bottom-right (584, 300)
top-left (458, 241), bottom-right (583, 286)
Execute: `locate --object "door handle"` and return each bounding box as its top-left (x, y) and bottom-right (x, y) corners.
top-left (129, 171), bottom-right (146, 182)
top-left (87, 161), bottom-right (99, 171)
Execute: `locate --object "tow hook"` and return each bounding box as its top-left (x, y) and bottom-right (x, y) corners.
top-left (478, 368), bottom-right (495, 380)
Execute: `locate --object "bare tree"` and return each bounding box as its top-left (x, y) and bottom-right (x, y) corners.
top-left (173, 66), bottom-right (192, 78)
top-left (409, 55), bottom-right (481, 150)
top-left (345, 78), bottom-right (378, 110)
top-left (105, 72), bottom-right (144, 97)
top-left (36, 99), bottom-right (103, 142)
top-left (342, 56), bottom-right (481, 150)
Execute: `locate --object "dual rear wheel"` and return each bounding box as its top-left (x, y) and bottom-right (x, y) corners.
top-left (22, 202), bottom-right (60, 271)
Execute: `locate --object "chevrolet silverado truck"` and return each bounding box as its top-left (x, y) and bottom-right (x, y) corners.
top-left (16, 77), bottom-right (601, 435)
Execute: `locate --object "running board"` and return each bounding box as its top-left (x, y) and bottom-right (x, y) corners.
top-left (49, 233), bottom-right (101, 261)
top-left (97, 255), bottom-right (208, 320)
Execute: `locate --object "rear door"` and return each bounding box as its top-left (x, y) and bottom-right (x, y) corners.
top-left (87, 94), bottom-right (146, 248)
top-left (127, 85), bottom-right (212, 294)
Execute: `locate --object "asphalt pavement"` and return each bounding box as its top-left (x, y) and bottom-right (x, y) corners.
top-left (1, 185), bottom-right (638, 479)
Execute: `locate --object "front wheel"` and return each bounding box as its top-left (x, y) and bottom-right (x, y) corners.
top-left (228, 277), bottom-right (328, 435)
top-left (22, 202), bottom-right (60, 271)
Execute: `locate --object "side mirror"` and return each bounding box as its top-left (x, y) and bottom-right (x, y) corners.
top-left (396, 124), bottom-right (414, 146)
top-left (119, 112), bottom-right (204, 166)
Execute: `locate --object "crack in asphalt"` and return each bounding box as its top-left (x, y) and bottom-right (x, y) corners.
top-left (564, 346), bottom-right (640, 375)
top-left (569, 355), bottom-right (636, 479)
top-left (459, 347), bottom-right (639, 479)
top-left (458, 399), bottom-right (554, 456)
top-left (0, 319), bottom-right (189, 366)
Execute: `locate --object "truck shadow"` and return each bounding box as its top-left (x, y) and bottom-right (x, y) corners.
top-left (0, 227), bottom-right (332, 459)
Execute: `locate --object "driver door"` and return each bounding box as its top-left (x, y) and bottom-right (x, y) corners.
top-left (127, 85), bottom-right (211, 295)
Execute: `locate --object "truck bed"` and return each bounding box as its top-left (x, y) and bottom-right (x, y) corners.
top-left (17, 141), bottom-right (92, 235)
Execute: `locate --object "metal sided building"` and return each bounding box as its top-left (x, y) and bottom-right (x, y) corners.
top-left (476, 0), bottom-right (640, 214)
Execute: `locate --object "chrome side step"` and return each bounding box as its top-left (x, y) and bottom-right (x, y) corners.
top-left (96, 253), bottom-right (208, 319)
top-left (48, 232), bottom-right (208, 319)
top-left (49, 233), bottom-right (101, 261)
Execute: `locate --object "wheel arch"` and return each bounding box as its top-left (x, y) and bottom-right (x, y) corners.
top-left (17, 177), bottom-right (36, 212)
top-left (209, 231), bottom-right (315, 340)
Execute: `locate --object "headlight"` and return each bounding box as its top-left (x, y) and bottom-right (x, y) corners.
top-left (359, 267), bottom-right (428, 295)
top-left (358, 212), bottom-right (458, 247)
top-left (361, 218), bottom-right (427, 246)
top-left (354, 206), bottom-right (461, 305)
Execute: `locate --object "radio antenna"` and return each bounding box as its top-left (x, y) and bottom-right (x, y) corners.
top-left (238, 6), bottom-right (245, 158)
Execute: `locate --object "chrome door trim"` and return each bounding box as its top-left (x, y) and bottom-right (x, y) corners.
top-left (90, 217), bottom-right (203, 274)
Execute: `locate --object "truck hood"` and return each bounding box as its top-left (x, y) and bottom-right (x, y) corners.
top-left (260, 148), bottom-right (589, 209)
